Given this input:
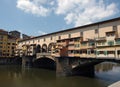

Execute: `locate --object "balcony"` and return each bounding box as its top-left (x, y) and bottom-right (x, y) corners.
top-left (57, 41), bottom-right (68, 47)
top-left (68, 53), bottom-right (74, 57)
top-left (69, 41), bottom-right (74, 44)
top-left (96, 37), bottom-right (106, 41)
top-left (74, 54), bottom-right (80, 57)
top-left (115, 38), bottom-right (120, 45)
top-left (80, 45), bottom-right (89, 49)
top-left (108, 41), bottom-right (114, 46)
top-left (80, 54), bottom-right (87, 58)
top-left (68, 46), bottom-right (75, 50)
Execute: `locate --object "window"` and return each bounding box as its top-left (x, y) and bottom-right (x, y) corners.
top-left (108, 51), bottom-right (115, 54)
top-left (111, 33), bottom-right (115, 36)
top-left (116, 39), bottom-right (120, 45)
top-left (108, 41), bottom-right (114, 46)
top-left (81, 32), bottom-right (83, 36)
top-left (106, 33), bottom-right (110, 37)
top-left (68, 34), bottom-right (71, 38)
top-left (113, 26), bottom-right (117, 31)
top-left (95, 29), bottom-right (98, 34)
top-left (12, 43), bottom-right (15, 45)
top-left (96, 51), bottom-right (100, 55)
top-left (81, 42), bottom-right (87, 46)
top-left (75, 44), bottom-right (80, 48)
top-left (59, 36), bottom-right (61, 40)
top-left (51, 37), bottom-right (52, 40)
top-left (0, 36), bottom-right (3, 40)
top-left (118, 50), bottom-right (120, 54)
top-left (44, 38), bottom-right (46, 42)
top-left (7, 43), bottom-right (10, 45)
top-left (12, 47), bottom-right (14, 49)
top-left (99, 51), bottom-right (104, 54)
top-left (102, 42), bottom-right (105, 45)
top-left (89, 42), bottom-right (95, 46)
top-left (97, 42), bottom-right (101, 45)
top-left (104, 51), bottom-right (107, 55)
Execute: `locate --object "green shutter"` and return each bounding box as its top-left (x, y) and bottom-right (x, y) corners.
top-left (108, 41), bottom-right (114, 46)
top-left (104, 51), bottom-right (107, 55)
top-left (96, 51), bottom-right (99, 55)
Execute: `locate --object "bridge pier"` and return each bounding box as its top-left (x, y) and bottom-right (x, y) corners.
top-left (22, 55), bottom-right (35, 68)
top-left (55, 57), bottom-right (102, 77)
top-left (55, 57), bottom-right (72, 76)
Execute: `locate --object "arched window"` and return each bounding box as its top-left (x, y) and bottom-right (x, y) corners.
top-left (36, 45), bottom-right (41, 53)
top-left (42, 44), bottom-right (47, 53)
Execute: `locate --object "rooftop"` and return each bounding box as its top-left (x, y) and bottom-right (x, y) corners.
top-left (19, 17), bottom-right (120, 42)
top-left (0, 29), bottom-right (8, 35)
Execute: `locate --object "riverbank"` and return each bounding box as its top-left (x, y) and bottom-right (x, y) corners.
top-left (0, 57), bottom-right (22, 65)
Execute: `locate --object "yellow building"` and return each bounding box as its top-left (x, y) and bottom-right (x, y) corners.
top-left (0, 29), bottom-right (17, 57)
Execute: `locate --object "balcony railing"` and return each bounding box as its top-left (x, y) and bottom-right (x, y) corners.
top-left (68, 53), bottom-right (74, 57)
top-left (96, 37), bottom-right (106, 41)
top-left (57, 42), bottom-right (68, 47)
top-left (68, 46), bottom-right (75, 50)
top-left (116, 41), bottom-right (120, 45)
top-left (80, 45), bottom-right (89, 49)
top-left (69, 41), bottom-right (74, 44)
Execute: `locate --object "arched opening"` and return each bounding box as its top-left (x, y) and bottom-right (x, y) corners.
top-left (71, 60), bottom-right (120, 77)
top-left (48, 43), bottom-right (55, 53)
top-left (36, 44), bottom-right (41, 53)
top-left (33, 57), bottom-right (56, 70)
top-left (42, 44), bottom-right (47, 53)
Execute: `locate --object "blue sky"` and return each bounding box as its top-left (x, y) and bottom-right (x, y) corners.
top-left (0, 0), bottom-right (120, 36)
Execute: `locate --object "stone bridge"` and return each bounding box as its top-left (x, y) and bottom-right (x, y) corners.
top-left (22, 55), bottom-right (120, 77)
top-left (15, 17), bottom-right (120, 76)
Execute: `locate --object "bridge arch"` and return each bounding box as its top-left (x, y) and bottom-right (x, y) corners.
top-left (36, 44), bottom-right (41, 53)
top-left (70, 59), bottom-right (120, 76)
top-left (42, 44), bottom-right (47, 53)
top-left (48, 43), bottom-right (55, 53)
top-left (33, 57), bottom-right (56, 70)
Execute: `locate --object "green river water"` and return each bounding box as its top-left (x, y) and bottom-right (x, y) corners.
top-left (0, 62), bottom-right (120, 87)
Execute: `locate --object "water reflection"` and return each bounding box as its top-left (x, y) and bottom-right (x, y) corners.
top-left (95, 62), bottom-right (120, 72)
top-left (0, 62), bottom-right (120, 87)
top-left (95, 62), bottom-right (120, 83)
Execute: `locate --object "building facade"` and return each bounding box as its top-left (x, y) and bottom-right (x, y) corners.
top-left (9, 30), bottom-right (21, 39)
top-left (22, 34), bottom-right (31, 40)
top-left (16, 17), bottom-right (120, 58)
top-left (0, 29), bottom-right (17, 57)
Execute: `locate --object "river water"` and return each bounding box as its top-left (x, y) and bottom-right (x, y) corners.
top-left (0, 62), bottom-right (120, 87)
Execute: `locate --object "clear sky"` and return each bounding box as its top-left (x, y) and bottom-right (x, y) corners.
top-left (0, 0), bottom-right (120, 36)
